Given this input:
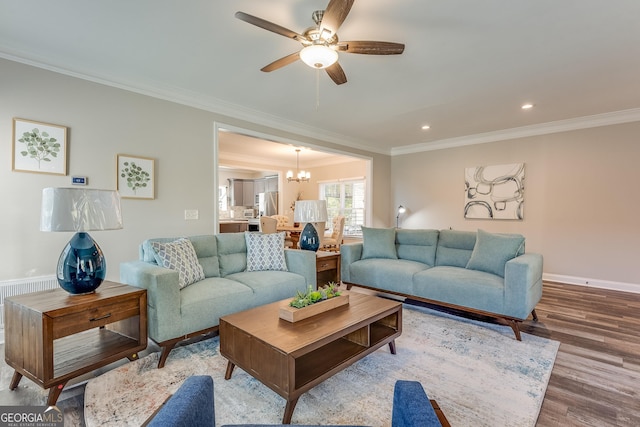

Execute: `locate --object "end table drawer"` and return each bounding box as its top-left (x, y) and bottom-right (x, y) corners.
top-left (317, 258), bottom-right (338, 272)
top-left (51, 297), bottom-right (140, 339)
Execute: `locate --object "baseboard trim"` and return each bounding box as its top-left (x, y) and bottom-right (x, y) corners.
top-left (543, 273), bottom-right (640, 294)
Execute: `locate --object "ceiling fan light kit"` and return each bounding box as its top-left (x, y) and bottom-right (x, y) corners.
top-left (236, 0), bottom-right (404, 85)
top-left (300, 45), bottom-right (338, 69)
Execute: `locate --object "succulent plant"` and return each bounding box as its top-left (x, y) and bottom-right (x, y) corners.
top-left (289, 282), bottom-right (341, 309)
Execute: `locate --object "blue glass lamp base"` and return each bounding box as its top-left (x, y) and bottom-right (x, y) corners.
top-left (57, 232), bottom-right (106, 294)
top-left (299, 223), bottom-right (320, 251)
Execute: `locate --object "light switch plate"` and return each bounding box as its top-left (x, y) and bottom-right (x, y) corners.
top-left (184, 209), bottom-right (199, 220)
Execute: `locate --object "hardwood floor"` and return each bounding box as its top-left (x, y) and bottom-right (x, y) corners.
top-left (523, 282), bottom-right (640, 426)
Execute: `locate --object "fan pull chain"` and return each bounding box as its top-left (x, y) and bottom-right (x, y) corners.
top-left (316, 69), bottom-right (320, 110)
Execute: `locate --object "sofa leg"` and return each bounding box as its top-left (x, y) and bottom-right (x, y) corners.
top-left (157, 340), bottom-right (180, 369)
top-left (505, 319), bottom-right (522, 341)
top-left (531, 309), bottom-right (539, 322)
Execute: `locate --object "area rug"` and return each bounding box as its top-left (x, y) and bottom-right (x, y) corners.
top-left (84, 304), bottom-right (559, 426)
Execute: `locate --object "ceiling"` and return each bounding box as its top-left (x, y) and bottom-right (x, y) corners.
top-left (1, 1), bottom-right (639, 155)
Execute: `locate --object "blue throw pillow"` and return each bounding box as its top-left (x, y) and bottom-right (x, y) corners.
top-left (245, 232), bottom-right (288, 272)
top-left (465, 229), bottom-right (525, 277)
top-left (361, 226), bottom-right (398, 260)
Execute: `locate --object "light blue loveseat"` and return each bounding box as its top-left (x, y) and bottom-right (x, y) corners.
top-left (120, 233), bottom-right (316, 368)
top-left (341, 228), bottom-right (543, 340)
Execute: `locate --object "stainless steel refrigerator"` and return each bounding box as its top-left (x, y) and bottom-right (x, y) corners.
top-left (258, 191), bottom-right (278, 217)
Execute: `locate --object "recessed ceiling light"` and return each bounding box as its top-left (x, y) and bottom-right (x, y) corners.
top-left (421, 125), bottom-right (430, 130)
top-left (521, 103), bottom-right (534, 110)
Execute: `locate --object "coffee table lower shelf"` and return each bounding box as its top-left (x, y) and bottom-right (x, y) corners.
top-left (220, 293), bottom-right (402, 424)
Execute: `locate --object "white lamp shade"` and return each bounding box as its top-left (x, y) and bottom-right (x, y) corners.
top-left (294, 200), bottom-right (328, 223)
top-left (299, 45), bottom-right (339, 69)
top-left (41, 188), bottom-right (123, 232)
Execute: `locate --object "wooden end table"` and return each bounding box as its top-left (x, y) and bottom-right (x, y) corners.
top-left (220, 291), bottom-right (402, 424)
top-left (4, 281), bottom-right (147, 405)
top-left (316, 250), bottom-right (340, 287)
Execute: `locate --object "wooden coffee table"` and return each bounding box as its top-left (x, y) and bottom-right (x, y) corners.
top-left (219, 291), bottom-right (402, 424)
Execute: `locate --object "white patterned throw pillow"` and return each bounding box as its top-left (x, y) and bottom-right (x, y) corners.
top-left (151, 238), bottom-right (205, 288)
top-left (245, 232), bottom-right (288, 272)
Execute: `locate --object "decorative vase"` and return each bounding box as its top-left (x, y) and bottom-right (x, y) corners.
top-left (299, 222), bottom-right (320, 251)
top-left (57, 232), bottom-right (106, 294)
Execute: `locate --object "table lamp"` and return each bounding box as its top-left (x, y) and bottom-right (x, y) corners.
top-left (40, 188), bottom-right (123, 294)
top-left (294, 200), bottom-right (328, 251)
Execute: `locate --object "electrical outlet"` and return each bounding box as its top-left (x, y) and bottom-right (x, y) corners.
top-left (184, 209), bottom-right (199, 220)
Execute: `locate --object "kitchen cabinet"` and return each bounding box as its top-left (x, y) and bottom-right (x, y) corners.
top-left (220, 221), bottom-right (248, 233)
top-left (242, 181), bottom-right (254, 206)
top-left (266, 176), bottom-right (278, 192)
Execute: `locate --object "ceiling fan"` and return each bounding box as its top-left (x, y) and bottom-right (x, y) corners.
top-left (235, 0), bottom-right (405, 85)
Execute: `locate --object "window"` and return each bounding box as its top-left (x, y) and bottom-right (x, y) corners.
top-left (218, 186), bottom-right (228, 212)
top-left (320, 178), bottom-right (365, 237)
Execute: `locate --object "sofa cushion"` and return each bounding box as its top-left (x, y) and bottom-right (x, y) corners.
top-left (245, 232), bottom-right (288, 272)
top-left (348, 258), bottom-right (428, 294)
top-left (466, 229), bottom-right (525, 277)
top-left (435, 229), bottom-right (477, 267)
top-left (151, 238), bottom-right (205, 288)
top-left (227, 270), bottom-right (307, 302)
top-left (413, 266), bottom-right (505, 314)
top-left (396, 229), bottom-right (439, 267)
top-left (180, 277), bottom-right (255, 333)
top-left (361, 226), bottom-right (398, 260)
top-left (188, 235), bottom-right (220, 277)
top-left (216, 233), bottom-right (247, 277)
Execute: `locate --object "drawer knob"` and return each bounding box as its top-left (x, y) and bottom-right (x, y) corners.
top-left (89, 313), bottom-right (112, 322)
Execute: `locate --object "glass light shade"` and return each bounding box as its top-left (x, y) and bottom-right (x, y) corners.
top-left (299, 45), bottom-right (338, 69)
top-left (41, 188), bottom-right (123, 294)
top-left (286, 170), bottom-right (294, 179)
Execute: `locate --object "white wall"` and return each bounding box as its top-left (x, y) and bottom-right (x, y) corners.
top-left (391, 123), bottom-right (640, 289)
top-left (0, 58), bottom-right (390, 282)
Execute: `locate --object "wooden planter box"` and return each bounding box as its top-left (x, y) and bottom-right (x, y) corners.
top-left (279, 294), bottom-right (349, 323)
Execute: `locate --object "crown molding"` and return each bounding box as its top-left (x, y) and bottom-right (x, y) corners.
top-left (391, 108), bottom-right (640, 156)
top-left (0, 52), bottom-right (388, 156)
top-left (4, 52), bottom-right (639, 159)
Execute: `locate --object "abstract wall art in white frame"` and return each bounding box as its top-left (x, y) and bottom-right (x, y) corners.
top-left (464, 163), bottom-right (525, 220)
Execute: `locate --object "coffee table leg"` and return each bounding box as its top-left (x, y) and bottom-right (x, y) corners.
top-left (224, 361), bottom-right (236, 380)
top-left (389, 339), bottom-right (397, 355)
top-left (283, 397), bottom-right (299, 424)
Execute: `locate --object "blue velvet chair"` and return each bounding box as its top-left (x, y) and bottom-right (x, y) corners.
top-left (147, 375), bottom-right (215, 427)
top-left (392, 380), bottom-right (444, 427)
top-left (148, 376), bottom-right (445, 427)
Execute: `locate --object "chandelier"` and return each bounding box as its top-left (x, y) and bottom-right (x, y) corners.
top-left (286, 149), bottom-right (310, 183)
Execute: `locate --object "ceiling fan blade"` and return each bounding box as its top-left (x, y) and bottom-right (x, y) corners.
top-left (319, 0), bottom-right (355, 37)
top-left (235, 11), bottom-right (307, 42)
top-left (325, 62), bottom-right (347, 85)
top-left (261, 52), bottom-right (301, 72)
top-left (337, 41), bottom-right (405, 55)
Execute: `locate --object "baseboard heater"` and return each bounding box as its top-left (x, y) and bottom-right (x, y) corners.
top-left (0, 275), bottom-right (58, 330)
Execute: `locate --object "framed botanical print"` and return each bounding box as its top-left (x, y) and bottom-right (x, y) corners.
top-left (12, 118), bottom-right (68, 175)
top-left (117, 154), bottom-right (155, 199)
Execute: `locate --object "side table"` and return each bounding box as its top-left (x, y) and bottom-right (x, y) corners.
top-left (4, 281), bottom-right (147, 405)
top-left (316, 250), bottom-right (340, 287)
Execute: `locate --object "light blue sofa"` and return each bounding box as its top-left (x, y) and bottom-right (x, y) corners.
top-left (148, 376), bottom-right (444, 427)
top-left (341, 228), bottom-right (543, 340)
top-left (120, 233), bottom-right (316, 368)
